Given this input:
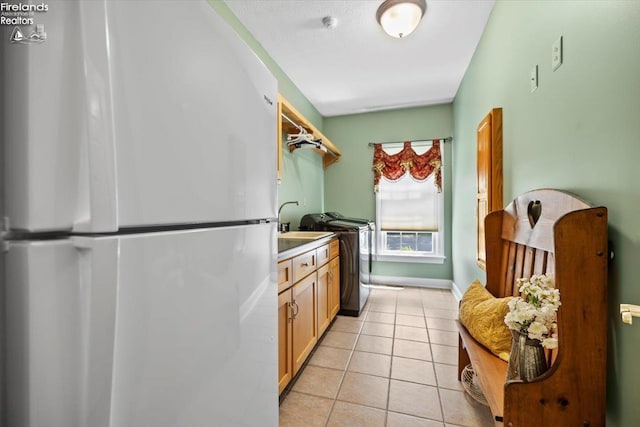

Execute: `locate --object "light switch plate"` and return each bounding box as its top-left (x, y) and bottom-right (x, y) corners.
top-left (530, 65), bottom-right (538, 92)
top-left (552, 36), bottom-right (563, 71)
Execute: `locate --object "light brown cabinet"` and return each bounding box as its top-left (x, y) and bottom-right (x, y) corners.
top-left (277, 239), bottom-right (340, 394)
top-left (329, 256), bottom-right (340, 319)
top-left (476, 107), bottom-right (502, 270)
top-left (317, 240), bottom-right (340, 337)
top-left (291, 273), bottom-right (318, 375)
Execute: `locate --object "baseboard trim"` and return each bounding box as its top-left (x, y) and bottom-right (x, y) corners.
top-left (450, 281), bottom-right (464, 302)
top-left (369, 275), bottom-right (452, 290)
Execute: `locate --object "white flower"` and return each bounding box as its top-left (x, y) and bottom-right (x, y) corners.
top-left (527, 321), bottom-right (548, 341)
top-left (503, 274), bottom-right (560, 349)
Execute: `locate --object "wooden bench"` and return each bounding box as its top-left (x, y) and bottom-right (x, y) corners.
top-left (456, 189), bottom-right (608, 426)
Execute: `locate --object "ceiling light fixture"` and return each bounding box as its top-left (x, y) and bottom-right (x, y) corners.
top-left (376, 0), bottom-right (426, 38)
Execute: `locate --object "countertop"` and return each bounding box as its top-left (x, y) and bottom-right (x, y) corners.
top-left (277, 234), bottom-right (336, 260)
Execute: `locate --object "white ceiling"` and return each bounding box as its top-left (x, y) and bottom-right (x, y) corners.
top-left (225, 0), bottom-right (495, 117)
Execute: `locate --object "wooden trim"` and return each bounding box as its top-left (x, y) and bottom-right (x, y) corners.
top-left (476, 107), bottom-right (503, 269)
top-left (278, 94), bottom-right (341, 168)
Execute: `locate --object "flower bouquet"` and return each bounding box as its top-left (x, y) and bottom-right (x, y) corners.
top-left (504, 274), bottom-right (561, 349)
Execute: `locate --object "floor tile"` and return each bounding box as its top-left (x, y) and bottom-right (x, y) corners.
top-left (348, 351), bottom-right (392, 378)
top-left (422, 298), bottom-right (458, 311)
top-left (391, 357), bottom-right (437, 386)
top-left (361, 321), bottom-right (395, 338)
top-left (423, 308), bottom-right (458, 320)
top-left (321, 331), bottom-right (359, 350)
top-left (280, 286), bottom-right (470, 427)
top-left (331, 316), bottom-right (365, 334)
top-left (426, 318), bottom-right (458, 332)
top-left (366, 311), bottom-right (396, 324)
top-left (431, 344), bottom-right (458, 366)
top-left (279, 391), bottom-right (333, 427)
top-left (336, 372), bottom-right (389, 409)
top-left (396, 298), bottom-right (422, 307)
top-left (428, 330), bottom-right (458, 347)
top-left (387, 411), bottom-right (445, 427)
top-left (388, 380), bottom-right (443, 421)
top-left (355, 334), bottom-right (393, 355)
top-left (291, 365), bottom-right (345, 399)
top-left (396, 314), bottom-right (427, 328)
top-left (439, 388), bottom-right (494, 427)
top-left (326, 401), bottom-right (386, 427)
top-left (434, 363), bottom-right (464, 391)
top-left (396, 305), bottom-right (425, 316)
top-left (393, 339), bottom-right (432, 361)
top-left (395, 325), bottom-right (430, 343)
top-left (370, 303), bottom-right (397, 313)
top-left (308, 346), bottom-right (353, 371)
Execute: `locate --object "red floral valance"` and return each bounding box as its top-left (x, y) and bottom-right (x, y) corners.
top-left (372, 140), bottom-right (442, 192)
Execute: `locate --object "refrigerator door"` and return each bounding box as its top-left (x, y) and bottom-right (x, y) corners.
top-left (2, 0), bottom-right (277, 233)
top-left (5, 223), bottom-right (278, 427)
top-left (5, 238), bottom-right (119, 427)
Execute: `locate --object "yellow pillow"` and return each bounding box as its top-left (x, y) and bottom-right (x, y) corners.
top-left (459, 280), bottom-right (513, 361)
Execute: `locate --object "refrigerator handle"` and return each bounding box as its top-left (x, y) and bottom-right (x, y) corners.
top-left (73, 4), bottom-right (119, 233)
top-left (72, 236), bottom-right (119, 426)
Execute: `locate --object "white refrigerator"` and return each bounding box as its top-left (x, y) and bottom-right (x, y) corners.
top-left (1, 1), bottom-right (278, 426)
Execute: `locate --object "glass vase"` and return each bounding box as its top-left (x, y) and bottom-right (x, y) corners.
top-left (506, 330), bottom-right (548, 382)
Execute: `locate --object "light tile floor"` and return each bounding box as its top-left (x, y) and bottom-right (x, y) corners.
top-left (279, 286), bottom-right (494, 427)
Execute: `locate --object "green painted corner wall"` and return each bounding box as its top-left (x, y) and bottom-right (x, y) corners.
top-left (207, 0), bottom-right (325, 223)
top-left (324, 105), bottom-right (453, 280)
top-left (207, 0), bottom-right (322, 129)
top-left (452, 1), bottom-right (640, 425)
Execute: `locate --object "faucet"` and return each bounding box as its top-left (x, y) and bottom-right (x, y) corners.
top-left (278, 201), bottom-right (299, 232)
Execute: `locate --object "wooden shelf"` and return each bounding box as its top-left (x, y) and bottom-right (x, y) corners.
top-left (278, 95), bottom-right (341, 169)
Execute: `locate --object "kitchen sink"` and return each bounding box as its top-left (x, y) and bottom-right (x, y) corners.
top-left (277, 231), bottom-right (334, 240)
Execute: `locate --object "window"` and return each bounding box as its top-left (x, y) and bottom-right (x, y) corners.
top-left (373, 141), bottom-right (444, 263)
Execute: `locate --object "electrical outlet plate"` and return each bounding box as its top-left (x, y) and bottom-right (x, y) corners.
top-left (530, 65), bottom-right (538, 92)
top-left (552, 36), bottom-right (563, 71)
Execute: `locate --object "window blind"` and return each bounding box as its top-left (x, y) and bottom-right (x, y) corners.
top-left (378, 173), bottom-right (439, 231)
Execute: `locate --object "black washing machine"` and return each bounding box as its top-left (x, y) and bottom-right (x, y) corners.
top-left (300, 212), bottom-right (373, 317)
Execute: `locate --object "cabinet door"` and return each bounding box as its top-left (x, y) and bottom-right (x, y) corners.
top-left (317, 264), bottom-right (331, 337)
top-left (329, 257), bottom-right (341, 319)
top-left (292, 273), bottom-right (318, 375)
top-left (278, 289), bottom-right (293, 394)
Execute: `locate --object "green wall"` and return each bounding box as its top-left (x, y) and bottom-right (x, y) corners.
top-left (324, 105), bottom-right (453, 281)
top-left (207, 0), bottom-right (326, 223)
top-left (451, 1), bottom-right (640, 425)
top-left (207, 1), bottom-right (322, 128)
top-left (278, 147), bottom-right (324, 229)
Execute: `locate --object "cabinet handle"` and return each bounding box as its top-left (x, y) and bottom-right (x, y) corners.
top-left (301, 262), bottom-right (309, 267)
top-left (291, 301), bottom-right (299, 319)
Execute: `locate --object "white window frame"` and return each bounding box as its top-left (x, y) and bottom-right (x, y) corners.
top-left (374, 142), bottom-right (445, 264)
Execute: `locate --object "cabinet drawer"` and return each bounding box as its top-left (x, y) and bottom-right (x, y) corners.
top-left (316, 244), bottom-right (330, 268)
top-left (329, 239), bottom-right (339, 259)
top-left (278, 259), bottom-right (293, 293)
top-left (292, 250), bottom-right (317, 283)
